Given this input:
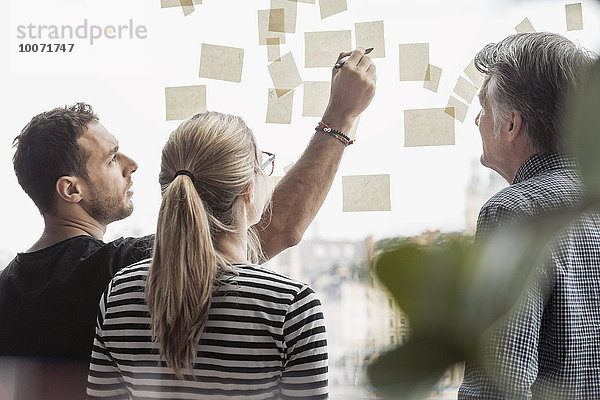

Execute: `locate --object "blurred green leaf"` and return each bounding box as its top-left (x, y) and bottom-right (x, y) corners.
top-left (369, 240), bottom-right (473, 397)
top-left (369, 210), bottom-right (582, 396)
top-left (568, 59), bottom-right (600, 200)
top-left (368, 336), bottom-right (461, 400)
top-left (373, 241), bottom-right (471, 336)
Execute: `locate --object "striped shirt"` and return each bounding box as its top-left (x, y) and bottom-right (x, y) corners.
top-left (87, 261), bottom-right (328, 399)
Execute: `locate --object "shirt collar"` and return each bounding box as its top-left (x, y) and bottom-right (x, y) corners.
top-left (512, 153), bottom-right (578, 185)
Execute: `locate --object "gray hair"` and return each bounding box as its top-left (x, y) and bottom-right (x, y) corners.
top-left (475, 32), bottom-right (596, 153)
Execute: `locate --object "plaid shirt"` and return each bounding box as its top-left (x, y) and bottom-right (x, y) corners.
top-left (459, 153), bottom-right (600, 399)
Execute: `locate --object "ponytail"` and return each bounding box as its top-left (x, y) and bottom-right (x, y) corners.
top-left (147, 111), bottom-right (267, 377)
top-left (146, 174), bottom-right (220, 378)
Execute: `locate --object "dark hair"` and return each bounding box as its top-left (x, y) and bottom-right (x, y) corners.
top-left (13, 102), bottom-right (99, 214)
top-left (475, 32), bottom-right (596, 153)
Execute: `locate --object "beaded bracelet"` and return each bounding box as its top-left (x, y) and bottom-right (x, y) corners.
top-left (316, 121), bottom-right (354, 147)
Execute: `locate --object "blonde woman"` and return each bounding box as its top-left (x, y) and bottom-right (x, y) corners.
top-left (87, 112), bottom-right (329, 399)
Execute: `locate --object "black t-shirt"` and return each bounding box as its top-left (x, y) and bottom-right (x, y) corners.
top-left (0, 235), bottom-right (154, 399)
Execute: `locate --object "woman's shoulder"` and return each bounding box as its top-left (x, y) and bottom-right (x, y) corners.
top-left (111, 259), bottom-right (152, 287)
top-left (228, 264), bottom-right (311, 296)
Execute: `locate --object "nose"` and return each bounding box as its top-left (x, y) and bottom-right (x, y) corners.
top-left (122, 153), bottom-right (138, 176)
top-left (475, 110), bottom-right (481, 126)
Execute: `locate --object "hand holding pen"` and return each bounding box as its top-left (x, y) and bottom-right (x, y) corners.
top-left (322, 48), bottom-right (377, 132)
top-left (335, 47), bottom-right (373, 68)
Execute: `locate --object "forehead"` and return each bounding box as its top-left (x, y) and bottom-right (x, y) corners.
top-left (78, 122), bottom-right (118, 158)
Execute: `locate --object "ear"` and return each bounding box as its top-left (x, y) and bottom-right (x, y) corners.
top-left (506, 112), bottom-right (524, 143)
top-left (241, 181), bottom-right (255, 205)
top-left (55, 176), bottom-right (84, 204)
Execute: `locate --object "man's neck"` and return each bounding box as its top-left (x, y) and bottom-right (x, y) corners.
top-left (28, 214), bottom-right (106, 252)
top-left (505, 152), bottom-right (537, 184)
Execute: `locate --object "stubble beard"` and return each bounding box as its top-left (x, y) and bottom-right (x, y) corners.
top-left (86, 181), bottom-right (133, 226)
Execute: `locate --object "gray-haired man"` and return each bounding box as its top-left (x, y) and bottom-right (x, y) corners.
top-left (459, 33), bottom-right (599, 399)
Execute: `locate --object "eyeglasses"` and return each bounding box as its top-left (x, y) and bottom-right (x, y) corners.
top-left (261, 151), bottom-right (276, 176)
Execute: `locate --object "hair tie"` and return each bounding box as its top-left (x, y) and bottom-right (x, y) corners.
top-left (174, 170), bottom-right (195, 181)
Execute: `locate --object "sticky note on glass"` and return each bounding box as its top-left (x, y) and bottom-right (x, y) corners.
top-left (464, 59), bottom-right (485, 88)
top-left (355, 21), bottom-right (385, 58)
top-left (515, 17), bottom-right (535, 33)
top-left (423, 64), bottom-right (442, 93)
top-left (258, 10), bottom-right (286, 45)
top-left (453, 76), bottom-right (478, 104)
top-left (404, 108), bottom-right (455, 147)
top-left (165, 85), bottom-right (207, 121)
top-left (566, 3), bottom-right (583, 31)
top-left (160, 0), bottom-right (201, 8)
top-left (267, 38), bottom-right (281, 62)
top-left (303, 81), bottom-right (330, 117)
top-left (268, 52), bottom-right (303, 97)
top-left (269, 0), bottom-right (297, 33)
top-left (199, 44), bottom-right (243, 83)
top-left (266, 89), bottom-right (294, 124)
top-left (178, 0), bottom-right (195, 16)
top-left (342, 175), bottom-right (391, 212)
top-left (446, 96), bottom-right (469, 123)
top-left (305, 30), bottom-right (352, 68)
top-left (319, 0), bottom-right (347, 19)
top-left (399, 43), bottom-right (430, 81)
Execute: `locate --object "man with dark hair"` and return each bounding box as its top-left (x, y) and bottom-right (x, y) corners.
top-left (13, 103), bottom-right (96, 215)
top-left (0, 103), bottom-right (151, 399)
top-left (0, 48), bottom-right (376, 399)
top-left (459, 33), bottom-right (599, 399)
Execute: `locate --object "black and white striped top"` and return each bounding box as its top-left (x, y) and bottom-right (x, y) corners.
top-left (87, 261), bottom-right (328, 399)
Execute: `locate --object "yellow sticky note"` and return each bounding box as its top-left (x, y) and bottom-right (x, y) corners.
top-left (445, 96), bottom-right (469, 123)
top-left (267, 38), bottom-right (281, 62)
top-left (160, 0), bottom-right (201, 8)
top-left (305, 30), bottom-right (352, 68)
top-left (515, 17), bottom-right (536, 33)
top-left (566, 3), bottom-right (583, 31)
top-left (266, 89), bottom-right (294, 124)
top-left (464, 59), bottom-right (485, 88)
top-left (399, 43), bottom-right (430, 81)
top-left (453, 76), bottom-right (478, 104)
top-left (319, 0), bottom-right (347, 19)
top-left (269, 0), bottom-right (297, 33)
top-left (423, 64), bottom-right (442, 93)
top-left (342, 175), bottom-right (392, 212)
top-left (404, 108), bottom-right (455, 147)
top-left (267, 52), bottom-right (303, 97)
top-left (303, 81), bottom-right (330, 117)
top-left (165, 85), bottom-right (207, 121)
top-left (178, 0), bottom-right (194, 16)
top-left (268, 8), bottom-right (286, 32)
top-left (258, 10), bottom-right (286, 45)
top-left (355, 21), bottom-right (385, 58)
top-left (199, 44), bottom-right (244, 83)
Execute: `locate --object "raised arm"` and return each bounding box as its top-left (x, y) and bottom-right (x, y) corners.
top-left (258, 47), bottom-right (376, 260)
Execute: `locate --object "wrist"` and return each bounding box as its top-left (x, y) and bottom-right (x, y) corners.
top-left (321, 109), bottom-right (356, 133)
top-left (316, 122), bottom-right (353, 147)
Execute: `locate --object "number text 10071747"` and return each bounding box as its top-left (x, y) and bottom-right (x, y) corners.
top-left (18, 43), bottom-right (74, 53)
